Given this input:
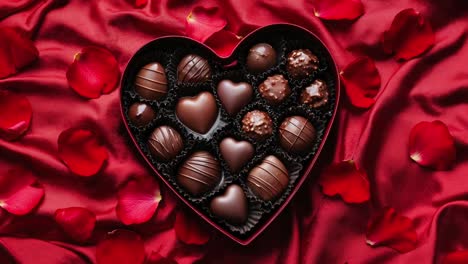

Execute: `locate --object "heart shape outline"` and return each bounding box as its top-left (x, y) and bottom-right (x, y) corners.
top-left (120, 24), bottom-right (340, 245)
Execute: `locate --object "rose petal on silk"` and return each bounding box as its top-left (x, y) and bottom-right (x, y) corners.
top-left (0, 27), bottom-right (39, 79)
top-left (205, 30), bottom-right (242, 58)
top-left (443, 250), bottom-right (468, 264)
top-left (146, 252), bottom-right (178, 264)
top-left (116, 176), bottom-right (162, 225)
top-left (0, 90), bottom-right (32, 141)
top-left (409, 121), bottom-right (456, 170)
top-left (185, 5), bottom-right (227, 43)
top-left (318, 160), bottom-right (370, 203)
top-left (366, 207), bottom-right (418, 253)
top-left (133, 0), bottom-right (148, 8)
top-left (57, 127), bottom-right (109, 177)
top-left (0, 182), bottom-right (44, 216)
top-left (313, 0), bottom-right (364, 21)
top-left (174, 209), bottom-right (211, 245)
top-left (96, 229), bottom-right (145, 264)
top-left (66, 46), bottom-right (120, 99)
top-left (340, 57), bottom-right (381, 109)
top-left (54, 207), bottom-right (96, 243)
top-left (382, 8), bottom-right (435, 61)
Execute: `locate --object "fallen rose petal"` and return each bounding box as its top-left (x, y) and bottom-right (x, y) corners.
top-left (96, 229), bottom-right (145, 264)
top-left (443, 250), bottom-right (468, 264)
top-left (174, 209), bottom-right (211, 245)
top-left (0, 182), bottom-right (44, 215)
top-left (133, 0), bottom-right (148, 8)
top-left (382, 9), bottom-right (434, 61)
top-left (313, 0), bottom-right (364, 21)
top-left (318, 160), bottom-right (370, 203)
top-left (185, 5), bottom-right (227, 43)
top-left (366, 207), bottom-right (417, 253)
top-left (0, 90), bottom-right (32, 141)
top-left (54, 207), bottom-right (96, 242)
top-left (58, 127), bottom-right (108, 177)
top-left (66, 46), bottom-right (120, 99)
top-left (409, 121), bottom-right (456, 170)
top-left (340, 57), bottom-right (381, 109)
top-left (205, 30), bottom-right (242, 58)
top-left (146, 252), bottom-right (178, 264)
top-left (116, 176), bottom-right (162, 225)
top-left (0, 27), bottom-right (39, 79)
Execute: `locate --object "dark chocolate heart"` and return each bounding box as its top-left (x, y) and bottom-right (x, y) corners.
top-left (210, 185), bottom-right (248, 225)
top-left (220, 137), bottom-right (254, 173)
top-left (176, 91), bottom-right (218, 134)
top-left (217, 80), bottom-right (253, 116)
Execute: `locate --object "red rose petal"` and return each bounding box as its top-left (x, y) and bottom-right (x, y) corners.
top-left (443, 250), bottom-right (468, 264)
top-left (133, 0), bottom-right (148, 8)
top-left (409, 121), bottom-right (456, 170)
top-left (0, 181), bottom-right (44, 216)
top-left (185, 5), bottom-right (227, 43)
top-left (0, 90), bottom-right (32, 141)
top-left (205, 30), bottom-right (242, 58)
top-left (313, 0), bottom-right (364, 21)
top-left (366, 207), bottom-right (418, 253)
top-left (58, 127), bottom-right (108, 177)
top-left (116, 176), bottom-right (162, 225)
top-left (96, 229), bottom-right (145, 264)
top-left (174, 209), bottom-right (211, 245)
top-left (318, 160), bottom-right (370, 203)
top-left (0, 27), bottom-right (39, 79)
top-left (146, 252), bottom-right (177, 264)
top-left (66, 46), bottom-right (120, 99)
top-left (340, 57), bottom-right (381, 109)
top-left (382, 9), bottom-right (435, 61)
top-left (54, 207), bottom-right (96, 242)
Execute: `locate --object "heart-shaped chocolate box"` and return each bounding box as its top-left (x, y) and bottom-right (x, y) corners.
top-left (120, 24), bottom-right (340, 245)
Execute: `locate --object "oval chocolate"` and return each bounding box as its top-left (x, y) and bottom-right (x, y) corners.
top-left (135, 62), bottom-right (168, 100)
top-left (177, 151), bottom-right (221, 196)
top-left (247, 155), bottom-right (289, 201)
top-left (148, 126), bottom-right (183, 161)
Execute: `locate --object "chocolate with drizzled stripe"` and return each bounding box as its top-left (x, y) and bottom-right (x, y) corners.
top-left (279, 116), bottom-right (316, 155)
top-left (177, 151), bottom-right (221, 196)
top-left (135, 62), bottom-right (168, 100)
top-left (148, 126), bottom-right (184, 161)
top-left (177, 54), bottom-right (212, 83)
top-left (247, 155), bottom-right (289, 201)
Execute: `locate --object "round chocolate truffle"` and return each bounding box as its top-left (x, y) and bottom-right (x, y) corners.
top-left (177, 151), bottom-right (221, 196)
top-left (210, 184), bottom-right (248, 225)
top-left (246, 43), bottom-right (277, 73)
top-left (247, 155), bottom-right (289, 201)
top-left (279, 116), bottom-right (316, 155)
top-left (135, 62), bottom-right (168, 100)
top-left (286, 49), bottom-right (319, 78)
top-left (258, 74), bottom-right (291, 105)
top-left (128, 102), bottom-right (156, 127)
top-left (148, 126), bottom-right (183, 161)
top-left (241, 110), bottom-right (273, 141)
top-left (300, 79), bottom-right (329, 108)
top-left (177, 54), bottom-right (211, 83)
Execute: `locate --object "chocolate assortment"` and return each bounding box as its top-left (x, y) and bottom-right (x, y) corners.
top-left (121, 25), bottom-right (338, 243)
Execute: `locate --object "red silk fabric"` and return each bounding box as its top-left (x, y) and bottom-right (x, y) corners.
top-left (1, 0), bottom-right (467, 263)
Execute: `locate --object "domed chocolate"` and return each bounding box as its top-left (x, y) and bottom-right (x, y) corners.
top-left (135, 62), bottom-right (168, 100)
top-left (258, 74), bottom-right (291, 105)
top-left (177, 151), bottom-right (221, 196)
top-left (128, 102), bottom-right (156, 127)
top-left (286, 49), bottom-right (319, 78)
top-left (247, 155), bottom-right (289, 201)
top-left (246, 43), bottom-right (277, 73)
top-left (148, 126), bottom-right (183, 161)
top-left (279, 116), bottom-right (316, 155)
top-left (300, 79), bottom-right (329, 108)
top-left (241, 110), bottom-right (273, 141)
top-left (177, 54), bottom-right (211, 83)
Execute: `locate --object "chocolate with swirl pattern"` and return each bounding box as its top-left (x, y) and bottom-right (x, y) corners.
top-left (177, 151), bottom-right (221, 196)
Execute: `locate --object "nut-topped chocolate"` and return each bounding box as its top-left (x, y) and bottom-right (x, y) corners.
top-left (177, 151), bottom-right (221, 196)
top-left (241, 110), bottom-right (273, 141)
top-left (246, 43), bottom-right (277, 73)
top-left (128, 102), bottom-right (156, 127)
top-left (279, 116), bottom-right (316, 155)
top-left (258, 74), bottom-right (291, 105)
top-left (177, 54), bottom-right (211, 83)
top-left (300, 79), bottom-right (329, 108)
top-left (135, 62), bottom-right (168, 100)
top-left (286, 49), bottom-right (319, 78)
